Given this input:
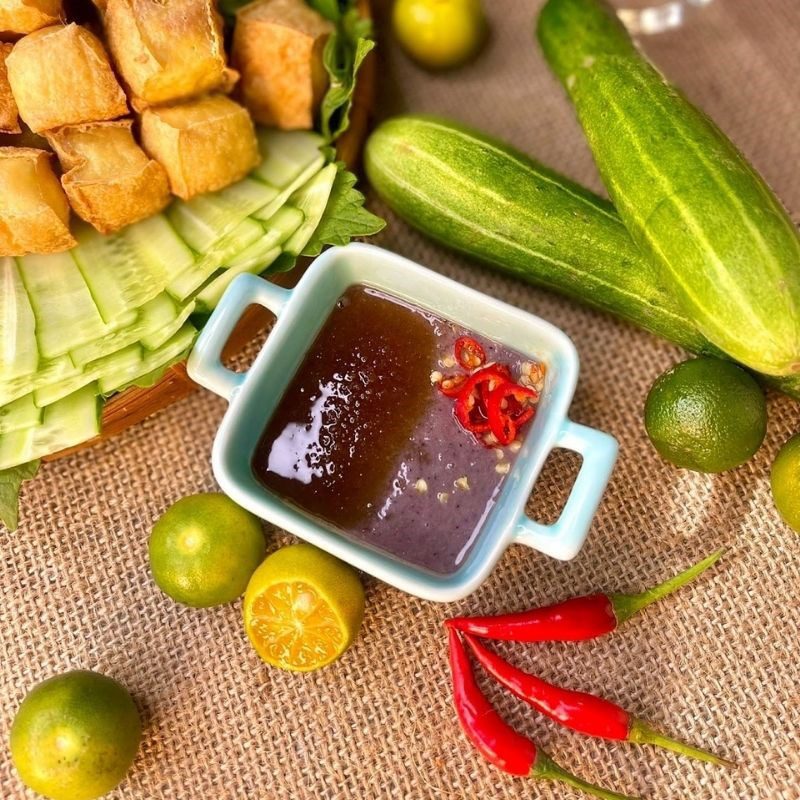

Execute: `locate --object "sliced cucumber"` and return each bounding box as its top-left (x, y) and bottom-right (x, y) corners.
top-left (34, 345), bottom-right (141, 407)
top-left (0, 384), bottom-right (101, 470)
top-left (283, 164), bottom-right (338, 256)
top-left (261, 205), bottom-right (306, 245)
top-left (19, 252), bottom-right (135, 360)
top-left (140, 300), bottom-right (196, 351)
top-left (168, 178), bottom-right (279, 253)
top-left (194, 206), bottom-right (304, 312)
top-left (99, 323), bottom-right (197, 395)
top-left (0, 257), bottom-right (38, 381)
top-left (73, 218), bottom-right (195, 324)
top-left (253, 129), bottom-right (325, 188)
top-left (0, 355), bottom-right (78, 408)
top-left (70, 292), bottom-right (180, 367)
top-left (0, 394), bottom-right (42, 435)
top-left (167, 218), bottom-right (264, 301)
top-left (196, 247), bottom-right (281, 312)
top-left (124, 214), bottom-right (196, 279)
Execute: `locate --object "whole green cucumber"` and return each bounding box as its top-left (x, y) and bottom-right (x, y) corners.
top-left (537, 0), bottom-right (800, 377)
top-left (363, 115), bottom-right (800, 401)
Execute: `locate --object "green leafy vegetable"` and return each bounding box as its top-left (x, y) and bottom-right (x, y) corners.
top-left (302, 164), bottom-right (385, 256)
top-left (319, 9), bottom-right (375, 141)
top-left (0, 460), bottom-right (39, 531)
top-left (218, 0), bottom-right (373, 142)
top-left (306, 0), bottom-right (343, 19)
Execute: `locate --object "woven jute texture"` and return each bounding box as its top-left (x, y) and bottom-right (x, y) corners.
top-left (2, 1), bottom-right (800, 798)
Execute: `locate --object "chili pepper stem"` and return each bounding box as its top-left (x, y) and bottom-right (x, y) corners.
top-left (533, 752), bottom-right (641, 800)
top-left (611, 549), bottom-right (725, 626)
top-left (628, 719), bottom-right (736, 767)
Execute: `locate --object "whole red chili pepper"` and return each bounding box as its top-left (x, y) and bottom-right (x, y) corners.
top-left (447, 550), bottom-right (723, 641)
top-left (464, 634), bottom-right (734, 766)
top-left (448, 629), bottom-right (639, 800)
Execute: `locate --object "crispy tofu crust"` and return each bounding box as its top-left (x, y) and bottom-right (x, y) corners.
top-left (232, 0), bottom-right (333, 130)
top-left (0, 147), bottom-right (74, 255)
top-left (0, 44), bottom-right (20, 134)
top-left (0, 0), bottom-right (62, 37)
top-left (46, 119), bottom-right (171, 234)
top-left (6, 24), bottom-right (128, 133)
top-left (105, 0), bottom-right (230, 109)
top-left (140, 94), bottom-right (260, 200)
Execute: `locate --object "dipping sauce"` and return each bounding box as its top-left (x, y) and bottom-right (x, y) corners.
top-left (252, 285), bottom-right (543, 575)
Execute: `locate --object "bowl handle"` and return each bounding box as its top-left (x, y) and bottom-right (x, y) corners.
top-left (514, 420), bottom-right (618, 560)
top-left (187, 273), bottom-right (291, 401)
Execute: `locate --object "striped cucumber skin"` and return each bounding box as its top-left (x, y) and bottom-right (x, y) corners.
top-left (363, 115), bottom-right (800, 401)
top-left (537, 0), bottom-right (800, 377)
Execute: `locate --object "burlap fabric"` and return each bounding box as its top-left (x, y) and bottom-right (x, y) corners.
top-left (2, 1), bottom-right (799, 798)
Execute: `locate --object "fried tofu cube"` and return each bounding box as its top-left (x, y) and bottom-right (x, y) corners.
top-left (0, 0), bottom-right (62, 37)
top-left (105, 0), bottom-right (230, 109)
top-left (232, 0), bottom-right (333, 130)
top-left (0, 147), bottom-right (74, 255)
top-left (46, 120), bottom-right (171, 234)
top-left (140, 94), bottom-right (259, 200)
top-left (0, 44), bottom-right (20, 134)
top-left (6, 24), bottom-right (128, 133)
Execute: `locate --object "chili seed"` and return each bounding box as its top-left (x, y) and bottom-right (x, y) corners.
top-left (454, 476), bottom-right (470, 491)
top-left (430, 370), bottom-right (443, 385)
top-left (495, 462), bottom-right (511, 475)
top-left (437, 492), bottom-right (450, 504)
top-left (414, 479), bottom-right (429, 494)
top-left (509, 440), bottom-right (522, 453)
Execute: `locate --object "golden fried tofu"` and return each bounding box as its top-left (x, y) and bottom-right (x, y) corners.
top-left (6, 24), bottom-right (128, 133)
top-left (140, 94), bottom-right (259, 200)
top-left (0, 44), bottom-right (20, 134)
top-left (46, 120), bottom-right (171, 234)
top-left (105, 0), bottom-right (230, 109)
top-left (0, 147), bottom-right (74, 255)
top-left (0, 0), bottom-right (62, 37)
top-left (232, 0), bottom-right (333, 130)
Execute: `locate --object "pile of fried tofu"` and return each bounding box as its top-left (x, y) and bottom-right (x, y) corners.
top-left (0, 0), bottom-right (335, 256)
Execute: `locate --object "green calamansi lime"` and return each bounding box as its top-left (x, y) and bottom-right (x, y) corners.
top-left (392, 0), bottom-right (488, 70)
top-left (771, 434), bottom-right (800, 533)
top-left (149, 493), bottom-right (266, 608)
top-left (644, 357), bottom-right (767, 473)
top-left (243, 542), bottom-right (365, 672)
top-left (10, 670), bottom-right (141, 800)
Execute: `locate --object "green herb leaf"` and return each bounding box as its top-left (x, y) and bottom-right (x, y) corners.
top-left (302, 164), bottom-right (385, 257)
top-left (0, 460), bottom-right (40, 531)
top-left (319, 9), bottom-right (375, 141)
top-left (264, 252), bottom-right (299, 275)
top-left (306, 0), bottom-right (343, 21)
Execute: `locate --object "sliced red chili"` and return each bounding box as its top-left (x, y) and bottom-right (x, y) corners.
top-left (487, 383), bottom-right (538, 445)
top-left (479, 363), bottom-right (511, 407)
top-left (454, 336), bottom-right (486, 370)
top-left (437, 373), bottom-right (468, 398)
top-left (454, 366), bottom-right (509, 437)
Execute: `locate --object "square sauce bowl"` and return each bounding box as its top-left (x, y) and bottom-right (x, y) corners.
top-left (187, 244), bottom-right (618, 602)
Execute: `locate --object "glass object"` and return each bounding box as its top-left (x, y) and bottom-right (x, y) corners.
top-left (615, 0), bottom-right (714, 35)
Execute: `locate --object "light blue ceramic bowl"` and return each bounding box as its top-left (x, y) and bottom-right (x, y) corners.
top-left (188, 244), bottom-right (618, 602)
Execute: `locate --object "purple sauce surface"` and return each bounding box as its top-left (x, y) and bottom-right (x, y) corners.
top-left (252, 285), bottom-right (537, 575)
